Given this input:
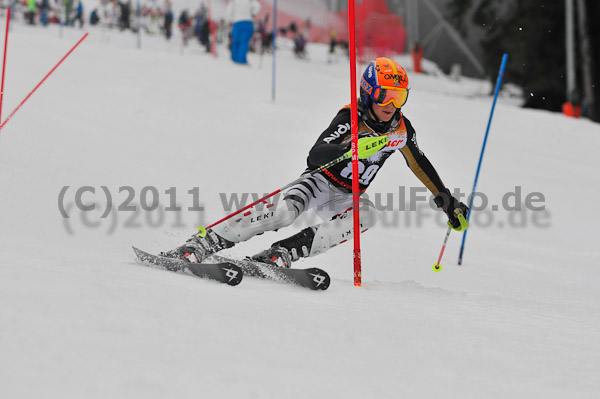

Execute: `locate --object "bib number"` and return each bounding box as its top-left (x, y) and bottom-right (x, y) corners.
top-left (340, 161), bottom-right (379, 186)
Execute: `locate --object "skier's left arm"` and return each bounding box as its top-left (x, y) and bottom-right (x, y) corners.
top-left (399, 118), bottom-right (468, 230)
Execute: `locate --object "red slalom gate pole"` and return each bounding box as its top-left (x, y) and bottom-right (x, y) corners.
top-left (0, 32), bottom-right (88, 132)
top-left (348, 0), bottom-right (361, 287)
top-left (0, 8), bottom-right (11, 124)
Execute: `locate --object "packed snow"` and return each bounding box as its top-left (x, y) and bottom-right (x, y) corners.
top-left (1, 18), bottom-right (599, 399)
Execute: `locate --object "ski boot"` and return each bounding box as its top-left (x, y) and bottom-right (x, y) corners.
top-left (161, 229), bottom-right (235, 263)
top-left (251, 246), bottom-right (294, 268)
top-left (251, 226), bottom-right (317, 268)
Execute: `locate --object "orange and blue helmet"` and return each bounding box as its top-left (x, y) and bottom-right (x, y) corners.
top-left (359, 57), bottom-right (409, 110)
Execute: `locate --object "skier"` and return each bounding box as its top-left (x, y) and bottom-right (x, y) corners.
top-left (163, 57), bottom-right (469, 267)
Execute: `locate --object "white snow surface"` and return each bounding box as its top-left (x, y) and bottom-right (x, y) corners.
top-left (1, 24), bottom-right (599, 399)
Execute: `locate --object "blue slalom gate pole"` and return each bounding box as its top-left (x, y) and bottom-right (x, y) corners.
top-left (271, 0), bottom-right (277, 103)
top-left (136, 0), bottom-right (141, 49)
top-left (458, 53), bottom-right (508, 265)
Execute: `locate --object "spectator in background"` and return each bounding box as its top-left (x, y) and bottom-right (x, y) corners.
top-left (288, 21), bottom-right (297, 35)
top-left (74, 1), bottom-right (84, 28)
top-left (40, 0), bottom-right (50, 26)
top-left (108, 1), bottom-right (121, 29)
top-left (291, 20), bottom-right (308, 59)
top-left (257, 13), bottom-right (272, 54)
top-left (226, 0), bottom-right (261, 65)
top-left (178, 9), bottom-right (192, 45)
top-left (26, 0), bottom-right (36, 25)
top-left (119, 1), bottom-right (131, 31)
top-left (65, 0), bottom-right (73, 26)
top-left (90, 9), bottom-right (100, 25)
top-left (163, 4), bottom-right (174, 40)
top-left (327, 28), bottom-right (338, 63)
top-left (294, 33), bottom-right (307, 59)
top-left (195, 5), bottom-right (211, 53)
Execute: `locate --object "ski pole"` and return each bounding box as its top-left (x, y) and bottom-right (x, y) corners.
top-left (197, 152), bottom-right (352, 237)
top-left (458, 53), bottom-right (508, 265)
top-left (432, 226), bottom-right (451, 272)
top-left (433, 209), bottom-right (468, 272)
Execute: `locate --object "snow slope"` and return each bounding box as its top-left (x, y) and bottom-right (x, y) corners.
top-left (1, 22), bottom-right (599, 399)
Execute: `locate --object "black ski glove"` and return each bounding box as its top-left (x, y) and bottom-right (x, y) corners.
top-left (434, 188), bottom-right (469, 231)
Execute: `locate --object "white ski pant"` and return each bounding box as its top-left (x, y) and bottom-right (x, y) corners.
top-left (213, 173), bottom-right (381, 255)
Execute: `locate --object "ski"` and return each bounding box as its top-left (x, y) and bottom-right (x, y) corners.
top-left (132, 247), bottom-right (243, 286)
top-left (211, 254), bottom-right (330, 290)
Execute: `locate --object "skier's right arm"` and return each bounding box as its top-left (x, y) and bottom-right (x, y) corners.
top-left (308, 109), bottom-right (387, 166)
top-left (308, 109), bottom-right (352, 167)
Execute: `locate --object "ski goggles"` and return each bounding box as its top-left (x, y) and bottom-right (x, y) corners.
top-left (372, 86), bottom-right (409, 108)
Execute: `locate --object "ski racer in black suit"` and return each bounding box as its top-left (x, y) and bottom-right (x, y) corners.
top-left (164, 57), bottom-right (469, 267)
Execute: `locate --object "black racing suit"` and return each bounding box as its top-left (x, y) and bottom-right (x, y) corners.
top-left (306, 106), bottom-right (447, 195)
